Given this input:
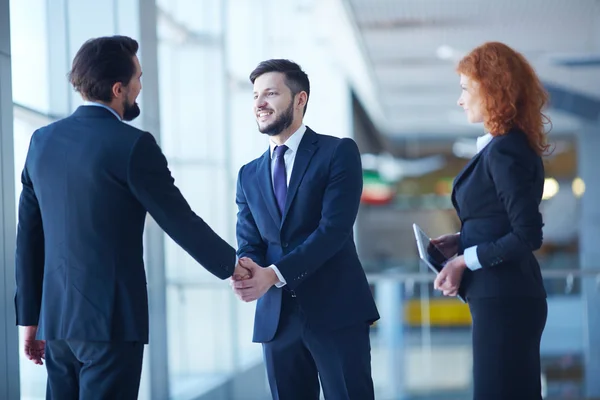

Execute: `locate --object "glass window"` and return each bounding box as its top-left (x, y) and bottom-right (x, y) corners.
top-left (10, 1), bottom-right (151, 398)
top-left (13, 106), bottom-right (53, 400)
top-left (157, 3), bottom-right (265, 397)
top-left (9, 0), bottom-right (49, 113)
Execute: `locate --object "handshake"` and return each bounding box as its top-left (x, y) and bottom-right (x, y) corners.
top-left (229, 257), bottom-right (281, 303)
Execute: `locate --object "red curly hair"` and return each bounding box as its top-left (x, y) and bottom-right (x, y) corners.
top-left (457, 42), bottom-right (551, 155)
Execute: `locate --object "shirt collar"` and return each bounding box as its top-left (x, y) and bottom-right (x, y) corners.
top-left (476, 132), bottom-right (494, 153)
top-left (269, 124), bottom-right (307, 158)
top-left (83, 101), bottom-right (122, 121)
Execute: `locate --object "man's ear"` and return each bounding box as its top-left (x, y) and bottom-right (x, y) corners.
top-left (111, 82), bottom-right (124, 99)
top-left (296, 91), bottom-right (308, 110)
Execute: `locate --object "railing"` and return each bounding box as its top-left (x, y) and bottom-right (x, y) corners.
top-left (162, 268), bottom-right (600, 400)
top-left (366, 268), bottom-right (600, 400)
top-left (366, 267), bottom-right (600, 283)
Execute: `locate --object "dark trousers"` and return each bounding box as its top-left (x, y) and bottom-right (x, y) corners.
top-left (263, 293), bottom-right (374, 400)
top-left (469, 297), bottom-right (547, 400)
top-left (45, 340), bottom-right (144, 400)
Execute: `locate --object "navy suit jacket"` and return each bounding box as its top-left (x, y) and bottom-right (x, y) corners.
top-left (15, 106), bottom-right (237, 343)
top-left (236, 128), bottom-right (380, 343)
top-left (453, 129), bottom-right (547, 299)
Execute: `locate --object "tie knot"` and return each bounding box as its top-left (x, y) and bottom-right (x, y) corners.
top-left (274, 145), bottom-right (288, 158)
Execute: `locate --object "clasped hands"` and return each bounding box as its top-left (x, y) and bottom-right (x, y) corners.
top-left (231, 257), bottom-right (280, 302)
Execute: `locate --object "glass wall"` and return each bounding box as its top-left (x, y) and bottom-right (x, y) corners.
top-left (8, 0), bottom-right (378, 399)
top-left (157, 0), bottom-right (360, 397)
top-left (12, 107), bottom-right (53, 400)
top-left (9, 0), bottom-right (153, 398)
top-left (10, 1), bottom-right (53, 398)
top-left (9, 0), bottom-right (49, 114)
top-left (156, 1), bottom-right (247, 396)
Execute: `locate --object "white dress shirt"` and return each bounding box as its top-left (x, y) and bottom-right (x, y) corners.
top-left (267, 124), bottom-right (307, 287)
top-left (464, 132), bottom-right (494, 271)
top-left (476, 132), bottom-right (493, 153)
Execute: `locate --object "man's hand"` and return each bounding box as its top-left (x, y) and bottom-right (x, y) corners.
top-left (23, 325), bottom-right (45, 365)
top-left (230, 258), bottom-right (280, 302)
top-left (233, 260), bottom-right (252, 281)
top-left (433, 255), bottom-right (467, 297)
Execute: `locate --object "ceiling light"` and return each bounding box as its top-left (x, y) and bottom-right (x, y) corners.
top-left (572, 177), bottom-right (585, 198)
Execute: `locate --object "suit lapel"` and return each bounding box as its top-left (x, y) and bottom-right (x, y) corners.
top-left (282, 129), bottom-right (319, 224)
top-left (451, 146), bottom-right (488, 210)
top-left (453, 150), bottom-right (483, 190)
top-left (256, 150), bottom-right (281, 226)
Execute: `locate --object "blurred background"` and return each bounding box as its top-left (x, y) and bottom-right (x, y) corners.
top-left (1, 0), bottom-right (600, 399)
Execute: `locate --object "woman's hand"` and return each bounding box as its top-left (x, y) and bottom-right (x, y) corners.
top-left (434, 255), bottom-right (467, 297)
top-left (430, 233), bottom-right (460, 259)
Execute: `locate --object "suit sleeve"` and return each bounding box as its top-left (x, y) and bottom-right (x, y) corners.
top-left (235, 165), bottom-right (267, 267)
top-left (15, 158), bottom-right (45, 326)
top-left (475, 139), bottom-right (544, 268)
top-left (128, 132), bottom-right (236, 279)
top-left (275, 138), bottom-right (363, 290)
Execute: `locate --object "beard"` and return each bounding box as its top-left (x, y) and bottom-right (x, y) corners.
top-left (122, 98), bottom-right (141, 121)
top-left (257, 101), bottom-right (293, 136)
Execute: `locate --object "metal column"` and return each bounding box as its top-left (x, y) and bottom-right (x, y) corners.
top-left (0, 0), bottom-right (20, 397)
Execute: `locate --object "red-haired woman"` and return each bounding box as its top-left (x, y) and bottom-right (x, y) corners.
top-left (431, 42), bottom-right (550, 399)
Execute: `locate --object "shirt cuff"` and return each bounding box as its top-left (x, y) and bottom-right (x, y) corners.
top-left (268, 265), bottom-right (287, 288)
top-left (464, 246), bottom-right (483, 271)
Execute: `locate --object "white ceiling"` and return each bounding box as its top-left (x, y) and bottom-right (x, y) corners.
top-left (346, 0), bottom-right (600, 137)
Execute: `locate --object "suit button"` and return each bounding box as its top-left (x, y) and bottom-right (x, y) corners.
top-left (282, 242), bottom-right (289, 248)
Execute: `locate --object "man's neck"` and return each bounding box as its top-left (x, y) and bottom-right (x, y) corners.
top-left (271, 120), bottom-right (303, 146)
top-left (84, 98), bottom-right (124, 119)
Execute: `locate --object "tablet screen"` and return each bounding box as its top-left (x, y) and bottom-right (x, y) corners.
top-left (413, 223), bottom-right (467, 303)
top-left (415, 225), bottom-right (449, 271)
top-left (427, 240), bottom-right (449, 267)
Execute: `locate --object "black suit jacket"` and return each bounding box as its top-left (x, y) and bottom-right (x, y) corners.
top-left (236, 128), bottom-right (380, 342)
top-left (452, 129), bottom-right (547, 299)
top-left (15, 106), bottom-right (236, 343)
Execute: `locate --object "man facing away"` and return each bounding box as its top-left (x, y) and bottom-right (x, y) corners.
top-left (14, 35), bottom-right (249, 399)
top-left (231, 59), bottom-right (380, 400)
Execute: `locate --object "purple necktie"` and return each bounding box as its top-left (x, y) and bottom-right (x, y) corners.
top-left (273, 145), bottom-right (289, 215)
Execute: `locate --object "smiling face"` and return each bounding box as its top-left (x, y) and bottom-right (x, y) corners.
top-left (457, 74), bottom-right (484, 124)
top-left (253, 71), bottom-right (303, 136)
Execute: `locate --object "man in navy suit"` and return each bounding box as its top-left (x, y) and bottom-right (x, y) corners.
top-left (231, 59), bottom-right (380, 400)
top-left (15, 36), bottom-right (249, 399)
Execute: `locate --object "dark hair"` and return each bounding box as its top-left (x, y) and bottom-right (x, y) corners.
top-left (249, 59), bottom-right (310, 115)
top-left (68, 36), bottom-right (139, 102)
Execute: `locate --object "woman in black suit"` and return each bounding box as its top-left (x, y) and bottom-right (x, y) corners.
top-left (432, 42), bottom-right (550, 400)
